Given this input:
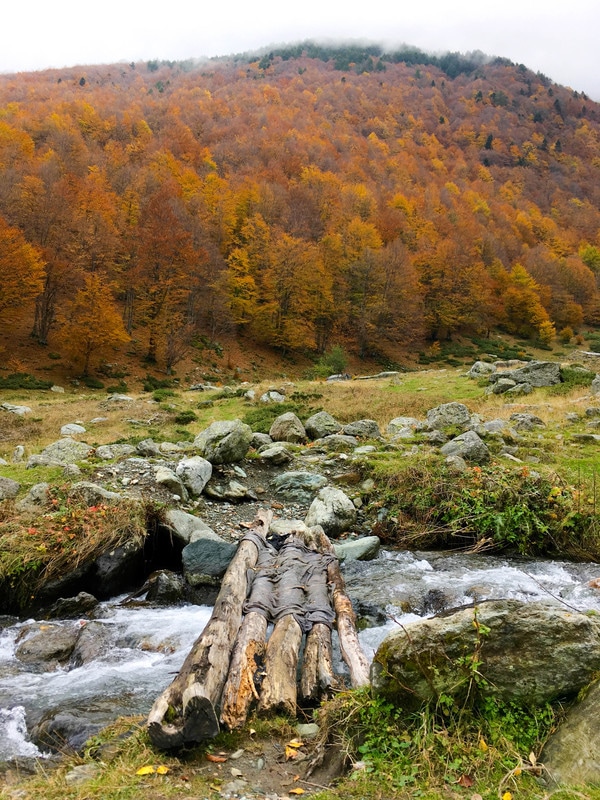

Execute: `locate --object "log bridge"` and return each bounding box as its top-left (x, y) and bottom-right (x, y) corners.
top-left (147, 509), bottom-right (370, 749)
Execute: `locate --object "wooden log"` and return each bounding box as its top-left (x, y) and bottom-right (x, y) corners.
top-left (305, 525), bottom-right (370, 688)
top-left (220, 611), bottom-right (268, 730)
top-left (300, 622), bottom-right (336, 701)
top-left (257, 614), bottom-right (303, 715)
top-left (147, 509), bottom-right (272, 749)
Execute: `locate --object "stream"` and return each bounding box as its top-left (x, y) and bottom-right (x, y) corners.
top-left (1, 549), bottom-right (599, 762)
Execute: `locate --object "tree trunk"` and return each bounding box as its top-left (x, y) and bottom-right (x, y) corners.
top-left (147, 510), bottom-right (272, 749)
top-left (257, 614), bottom-right (303, 716)
top-left (300, 622), bottom-right (336, 701)
top-left (220, 611), bottom-right (268, 730)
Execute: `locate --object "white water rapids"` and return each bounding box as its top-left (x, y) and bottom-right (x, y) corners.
top-left (1, 549), bottom-right (599, 761)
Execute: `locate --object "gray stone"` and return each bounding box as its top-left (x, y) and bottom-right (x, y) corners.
top-left (343, 419), bottom-right (381, 439)
top-left (95, 444), bottom-right (136, 460)
top-left (269, 412), bottom-right (306, 443)
top-left (354, 445), bottom-right (378, 454)
top-left (334, 536), bottom-right (380, 562)
top-left (271, 471), bottom-right (329, 503)
top-left (482, 418), bottom-right (509, 434)
top-left (426, 402), bottom-right (471, 430)
top-left (100, 394), bottom-right (134, 404)
top-left (386, 417), bottom-right (420, 436)
top-left (304, 411), bottom-right (343, 440)
top-left (260, 390), bottom-right (286, 403)
top-left (0, 476), bottom-right (20, 500)
top-left (258, 443), bottom-right (293, 466)
top-left (158, 441), bottom-right (182, 454)
top-left (182, 537), bottom-right (237, 586)
top-left (305, 486), bottom-right (357, 536)
top-left (60, 423), bottom-right (86, 436)
top-left (312, 434), bottom-right (359, 451)
top-left (542, 681), bottom-right (600, 786)
top-left (12, 445), bottom-right (25, 463)
top-left (90, 417), bottom-right (108, 424)
top-left (145, 570), bottom-right (186, 605)
top-left (592, 374), bottom-right (600, 395)
top-left (68, 482), bottom-right (121, 505)
top-left (371, 601), bottom-right (600, 709)
top-left (505, 382), bottom-right (533, 396)
top-left (492, 377), bottom-right (517, 394)
top-left (15, 622), bottom-right (81, 668)
top-left (467, 361), bottom-right (496, 378)
top-left (585, 406), bottom-right (600, 417)
top-left (270, 519), bottom-right (308, 536)
top-left (445, 454), bottom-right (468, 473)
top-left (154, 466), bottom-right (188, 500)
top-left (509, 412), bottom-right (545, 431)
top-left (35, 438), bottom-right (94, 466)
top-left (0, 457), bottom-right (7, 466)
top-left (491, 360), bottom-right (561, 387)
top-left (175, 455), bottom-right (213, 496)
top-left (50, 385), bottom-right (65, 393)
top-left (47, 592), bottom-right (98, 620)
top-left (94, 540), bottom-right (144, 597)
top-left (440, 430), bottom-right (490, 464)
top-left (136, 438), bottom-right (161, 457)
top-left (164, 508), bottom-right (217, 544)
top-left (204, 480), bottom-right (254, 502)
top-left (16, 482), bottom-right (50, 511)
top-left (194, 419), bottom-right (253, 464)
top-left (65, 764), bottom-right (100, 785)
top-left (1, 402), bottom-right (31, 415)
top-left (251, 432), bottom-right (272, 450)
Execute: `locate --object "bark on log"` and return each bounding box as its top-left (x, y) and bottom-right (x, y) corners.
top-left (300, 622), bottom-right (336, 701)
top-left (219, 611), bottom-right (268, 730)
top-left (257, 614), bottom-right (303, 715)
top-left (147, 510), bottom-right (272, 749)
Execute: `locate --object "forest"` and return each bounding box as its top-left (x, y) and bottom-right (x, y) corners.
top-left (1, 43), bottom-right (600, 376)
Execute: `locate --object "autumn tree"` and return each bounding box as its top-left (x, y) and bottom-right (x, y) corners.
top-left (0, 215), bottom-right (45, 328)
top-left (55, 273), bottom-right (129, 375)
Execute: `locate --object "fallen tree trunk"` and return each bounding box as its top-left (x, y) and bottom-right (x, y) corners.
top-left (219, 611), bottom-right (268, 730)
top-left (147, 509), bottom-right (272, 749)
top-left (300, 621), bottom-right (336, 701)
top-left (257, 613), bottom-right (303, 715)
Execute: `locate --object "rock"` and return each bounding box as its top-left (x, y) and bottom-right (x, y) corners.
top-left (269, 518), bottom-right (308, 536)
top-left (154, 466), bottom-right (188, 500)
top-left (271, 471), bottom-right (329, 503)
top-left (65, 764), bottom-right (100, 785)
top-left (305, 486), bottom-right (357, 536)
top-left (175, 455), bottom-right (213, 497)
top-left (31, 707), bottom-right (107, 752)
top-left (93, 540), bottom-right (144, 597)
top-left (326, 373), bottom-right (351, 382)
top-left (426, 402), bottom-right (471, 430)
top-left (251, 432), bottom-right (272, 450)
top-left (136, 438), bottom-right (161, 457)
top-left (100, 394), bottom-right (134, 405)
top-left (12, 445), bottom-right (25, 463)
top-left (47, 592), bottom-right (98, 620)
top-left (296, 722), bottom-right (320, 740)
top-left (258, 443), bottom-right (294, 466)
top-left (334, 536), bottom-right (380, 562)
top-left (440, 430), bottom-right (490, 464)
top-left (0, 457), bottom-right (7, 466)
top-left (69, 621), bottom-right (113, 666)
top-left (491, 377), bottom-right (517, 394)
top-left (33, 438), bottom-right (94, 467)
top-left (585, 406), bottom-right (600, 417)
top-left (467, 361), bottom-right (497, 377)
top-left (542, 681), bottom-right (600, 786)
top-left (68, 482), bottom-right (121, 505)
top-left (50, 385), bottom-right (65, 393)
top-left (386, 417), bottom-right (420, 435)
top-left (159, 441), bottom-right (182, 455)
top-left (60, 423), bottom-right (86, 436)
top-left (95, 444), bottom-right (136, 460)
top-left (505, 382), bottom-right (533, 396)
top-left (145, 570), bottom-right (186, 604)
top-left (182, 537), bottom-right (237, 586)
top-left (445, 454), bottom-right (468, 473)
top-left (15, 622), bottom-right (81, 667)
top-left (343, 419), bottom-right (382, 439)
top-left (312, 434), bottom-right (359, 451)
top-left (260, 390), bottom-right (286, 403)
top-left (269, 412), bottom-right (306, 443)
top-left (204, 480), bottom-right (254, 502)
top-left (164, 509), bottom-right (217, 545)
top-left (371, 600), bottom-right (600, 710)
top-left (304, 411), bottom-right (343, 440)
top-left (194, 419), bottom-right (253, 464)
top-left (592, 374), bottom-right (600, 395)
top-left (0, 476), bottom-right (20, 500)
top-left (90, 416), bottom-right (109, 424)
top-left (509, 412), bottom-right (545, 431)
top-left (490, 360), bottom-right (561, 387)
top-left (482, 419), bottom-right (509, 434)
top-left (15, 483), bottom-right (50, 513)
top-left (1, 402), bottom-right (32, 415)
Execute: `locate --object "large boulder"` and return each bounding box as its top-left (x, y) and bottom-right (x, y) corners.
top-left (271, 471), bottom-right (328, 503)
top-left (343, 419), bottom-right (381, 439)
top-left (194, 419), bottom-right (253, 464)
top-left (269, 412), bottom-right (306, 443)
top-left (490, 360), bottom-right (561, 387)
top-left (304, 411), bottom-right (342, 440)
top-left (30, 438), bottom-right (94, 467)
top-left (334, 536), bottom-right (380, 562)
top-left (182, 536), bottom-right (237, 586)
top-left (68, 482), bottom-right (121, 505)
top-left (164, 509), bottom-right (217, 545)
top-left (371, 601), bottom-right (600, 710)
top-left (175, 455), bottom-right (213, 497)
top-left (386, 417), bottom-right (420, 436)
top-left (154, 466), bottom-right (188, 500)
top-left (304, 486), bottom-right (357, 536)
top-left (440, 430), bottom-right (490, 464)
top-left (426, 402), bottom-right (471, 431)
top-left (15, 622), bottom-right (81, 668)
top-left (592, 374), bottom-right (600, 395)
top-left (95, 444), bottom-right (136, 460)
top-left (542, 681), bottom-right (600, 786)
top-left (0, 476), bottom-right (20, 500)
top-left (467, 361), bottom-right (496, 378)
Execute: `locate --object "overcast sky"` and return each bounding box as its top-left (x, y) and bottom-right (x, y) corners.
top-left (3, 0), bottom-right (599, 100)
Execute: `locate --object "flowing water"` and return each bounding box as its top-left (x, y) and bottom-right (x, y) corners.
top-left (1, 550), bottom-right (599, 761)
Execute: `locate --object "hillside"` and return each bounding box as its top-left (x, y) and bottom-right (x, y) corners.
top-left (1, 43), bottom-right (600, 381)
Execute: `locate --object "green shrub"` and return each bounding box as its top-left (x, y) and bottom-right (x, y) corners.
top-left (174, 410), bottom-right (198, 425)
top-left (106, 381), bottom-right (128, 394)
top-left (310, 345), bottom-right (349, 378)
top-left (0, 373), bottom-right (53, 390)
top-left (83, 377), bottom-right (105, 389)
top-left (142, 374), bottom-right (174, 391)
top-left (152, 388), bottom-right (176, 401)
